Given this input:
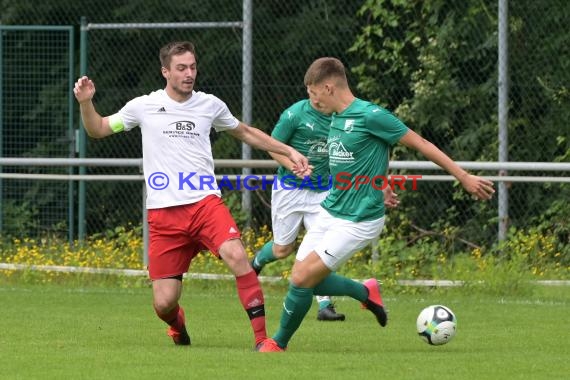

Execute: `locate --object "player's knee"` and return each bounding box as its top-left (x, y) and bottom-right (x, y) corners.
top-left (219, 246), bottom-right (251, 276)
top-left (153, 298), bottom-right (177, 314)
top-left (219, 239), bottom-right (247, 264)
top-left (273, 243), bottom-right (295, 259)
top-left (220, 247), bottom-right (246, 266)
top-left (290, 271), bottom-right (310, 287)
top-left (290, 263), bottom-right (316, 287)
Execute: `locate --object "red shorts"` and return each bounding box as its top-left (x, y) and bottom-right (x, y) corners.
top-left (147, 195), bottom-right (241, 280)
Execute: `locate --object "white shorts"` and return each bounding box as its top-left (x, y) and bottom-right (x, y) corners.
top-left (271, 186), bottom-right (328, 245)
top-left (296, 206), bottom-right (385, 271)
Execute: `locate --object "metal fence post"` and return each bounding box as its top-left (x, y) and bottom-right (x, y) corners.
top-left (498, 0), bottom-right (509, 243)
top-left (78, 17), bottom-right (89, 241)
top-left (68, 28), bottom-right (76, 244)
top-left (241, 0), bottom-right (253, 226)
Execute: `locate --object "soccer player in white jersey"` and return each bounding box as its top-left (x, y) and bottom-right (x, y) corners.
top-left (73, 41), bottom-right (310, 350)
top-left (257, 57), bottom-right (495, 352)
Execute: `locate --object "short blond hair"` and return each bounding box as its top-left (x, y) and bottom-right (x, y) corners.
top-left (304, 57), bottom-right (348, 87)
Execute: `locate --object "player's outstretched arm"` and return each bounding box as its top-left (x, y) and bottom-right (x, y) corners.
top-left (399, 130), bottom-right (495, 200)
top-left (228, 122), bottom-right (311, 177)
top-left (73, 76), bottom-right (114, 139)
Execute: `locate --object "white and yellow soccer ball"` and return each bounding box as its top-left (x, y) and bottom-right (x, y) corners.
top-left (416, 305), bottom-right (457, 345)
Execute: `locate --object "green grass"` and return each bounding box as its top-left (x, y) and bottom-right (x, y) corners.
top-left (0, 280), bottom-right (568, 380)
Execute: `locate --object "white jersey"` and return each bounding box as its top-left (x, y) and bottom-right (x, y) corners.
top-left (114, 89), bottom-right (239, 209)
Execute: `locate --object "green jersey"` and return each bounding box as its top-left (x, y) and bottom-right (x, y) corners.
top-left (271, 99), bottom-right (331, 191)
top-left (323, 98), bottom-right (409, 222)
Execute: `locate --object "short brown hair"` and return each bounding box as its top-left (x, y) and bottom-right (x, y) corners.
top-left (159, 41), bottom-right (196, 69)
top-left (304, 57), bottom-right (348, 87)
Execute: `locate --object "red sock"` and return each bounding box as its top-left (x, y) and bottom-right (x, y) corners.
top-left (236, 270), bottom-right (267, 345)
top-left (154, 304), bottom-right (184, 331)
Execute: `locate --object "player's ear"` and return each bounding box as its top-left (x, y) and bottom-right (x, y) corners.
top-left (161, 66), bottom-right (169, 80)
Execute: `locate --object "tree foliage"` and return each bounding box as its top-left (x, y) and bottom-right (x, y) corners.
top-left (349, 0), bottom-right (569, 245)
top-left (0, 0), bottom-right (568, 245)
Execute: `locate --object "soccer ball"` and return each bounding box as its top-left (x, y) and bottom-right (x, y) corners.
top-left (416, 305), bottom-right (457, 345)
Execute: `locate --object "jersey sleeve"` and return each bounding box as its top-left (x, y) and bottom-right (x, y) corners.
top-left (211, 96), bottom-right (240, 132)
top-left (367, 107), bottom-right (409, 145)
top-left (271, 107), bottom-right (297, 143)
top-left (115, 97), bottom-right (145, 132)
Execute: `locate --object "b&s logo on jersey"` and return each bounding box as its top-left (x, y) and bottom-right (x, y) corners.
top-left (163, 120), bottom-right (200, 138)
top-left (328, 141), bottom-right (354, 165)
top-left (171, 120), bottom-right (195, 131)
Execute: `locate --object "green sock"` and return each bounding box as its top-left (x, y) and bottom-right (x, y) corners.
top-left (313, 273), bottom-right (368, 302)
top-left (273, 284), bottom-right (313, 349)
top-left (252, 241), bottom-right (276, 269)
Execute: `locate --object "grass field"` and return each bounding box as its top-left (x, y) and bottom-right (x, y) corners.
top-left (0, 279), bottom-right (568, 380)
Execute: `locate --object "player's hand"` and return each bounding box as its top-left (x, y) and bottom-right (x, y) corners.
top-left (460, 174), bottom-right (495, 200)
top-left (289, 150), bottom-right (312, 178)
top-left (73, 76), bottom-right (96, 103)
top-left (383, 185), bottom-right (400, 208)
top-left (292, 164), bottom-right (313, 178)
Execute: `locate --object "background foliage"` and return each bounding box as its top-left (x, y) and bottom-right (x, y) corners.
top-left (0, 0), bottom-right (568, 261)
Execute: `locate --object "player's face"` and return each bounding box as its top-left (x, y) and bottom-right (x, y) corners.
top-left (307, 83), bottom-right (334, 114)
top-left (163, 51), bottom-right (197, 99)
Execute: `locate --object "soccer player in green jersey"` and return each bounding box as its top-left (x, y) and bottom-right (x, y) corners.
top-left (251, 99), bottom-right (400, 321)
top-left (251, 99), bottom-right (346, 321)
top-left (257, 57), bottom-right (494, 352)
